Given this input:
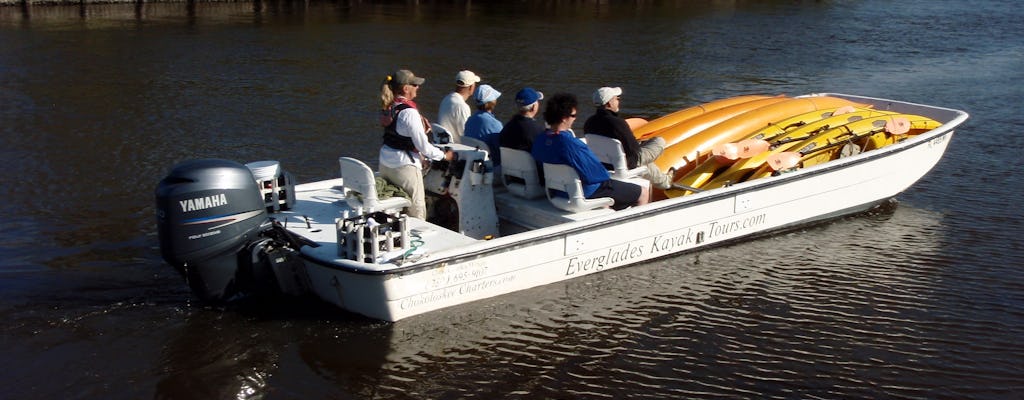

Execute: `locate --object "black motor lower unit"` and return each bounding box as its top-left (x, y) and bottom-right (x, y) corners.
top-left (155, 159), bottom-right (309, 301)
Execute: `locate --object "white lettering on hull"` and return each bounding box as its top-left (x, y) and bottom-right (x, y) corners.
top-left (397, 212), bottom-right (769, 311)
top-left (567, 212), bottom-right (769, 277)
top-left (401, 274), bottom-right (516, 310)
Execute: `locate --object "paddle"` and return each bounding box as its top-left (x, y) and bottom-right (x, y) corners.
top-left (765, 117), bottom-right (912, 171)
top-left (670, 183), bottom-right (705, 193)
top-left (736, 139), bottom-right (770, 158)
top-left (711, 142), bottom-right (739, 160)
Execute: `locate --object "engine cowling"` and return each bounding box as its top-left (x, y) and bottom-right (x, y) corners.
top-left (155, 159), bottom-right (272, 300)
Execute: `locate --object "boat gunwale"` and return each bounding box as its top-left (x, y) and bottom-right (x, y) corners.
top-left (301, 94), bottom-right (967, 277)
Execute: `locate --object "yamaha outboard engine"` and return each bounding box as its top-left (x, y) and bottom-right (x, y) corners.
top-left (156, 159), bottom-right (280, 301)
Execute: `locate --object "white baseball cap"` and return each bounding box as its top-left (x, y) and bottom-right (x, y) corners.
top-left (455, 70), bottom-right (482, 87)
top-left (593, 86), bottom-right (623, 106)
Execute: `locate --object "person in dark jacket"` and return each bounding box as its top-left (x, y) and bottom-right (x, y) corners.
top-left (499, 87), bottom-right (545, 152)
top-left (583, 86), bottom-right (674, 189)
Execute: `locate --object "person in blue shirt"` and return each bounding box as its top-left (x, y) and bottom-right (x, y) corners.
top-left (464, 84), bottom-right (504, 166)
top-left (531, 93), bottom-right (647, 210)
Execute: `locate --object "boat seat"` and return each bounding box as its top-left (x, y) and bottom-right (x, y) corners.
top-left (542, 163), bottom-right (614, 213)
top-left (460, 136), bottom-right (490, 155)
top-left (499, 147), bottom-right (545, 199)
top-left (430, 122), bottom-right (454, 144)
top-left (584, 134), bottom-right (648, 179)
top-left (338, 157), bottom-right (411, 213)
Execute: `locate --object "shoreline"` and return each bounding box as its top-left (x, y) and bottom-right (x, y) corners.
top-left (1, 0), bottom-right (241, 5)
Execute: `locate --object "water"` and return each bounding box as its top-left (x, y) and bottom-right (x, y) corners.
top-left (2, 1), bottom-right (1022, 398)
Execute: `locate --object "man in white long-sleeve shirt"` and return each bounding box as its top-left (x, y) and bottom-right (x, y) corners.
top-left (437, 70), bottom-right (481, 144)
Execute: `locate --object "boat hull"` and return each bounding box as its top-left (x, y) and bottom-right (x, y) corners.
top-left (160, 93), bottom-right (965, 322)
top-left (296, 93), bottom-right (962, 321)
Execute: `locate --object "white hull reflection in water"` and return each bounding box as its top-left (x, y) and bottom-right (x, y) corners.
top-left (155, 93), bottom-right (968, 321)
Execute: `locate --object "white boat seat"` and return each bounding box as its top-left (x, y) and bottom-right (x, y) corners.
top-left (499, 147), bottom-right (545, 199)
top-left (584, 134), bottom-right (648, 179)
top-left (460, 136), bottom-right (490, 155)
top-left (338, 157), bottom-right (411, 213)
top-left (542, 163), bottom-right (614, 213)
top-left (430, 122), bottom-right (453, 144)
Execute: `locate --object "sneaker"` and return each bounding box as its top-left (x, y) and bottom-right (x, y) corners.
top-left (651, 169), bottom-right (674, 190)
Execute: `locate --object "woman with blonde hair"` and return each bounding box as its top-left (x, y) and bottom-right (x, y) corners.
top-left (378, 69), bottom-right (452, 219)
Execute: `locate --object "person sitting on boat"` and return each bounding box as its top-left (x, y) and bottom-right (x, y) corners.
top-left (464, 84), bottom-right (504, 167)
top-left (532, 93), bottom-right (648, 210)
top-left (584, 86), bottom-right (674, 190)
top-left (499, 87), bottom-right (546, 152)
top-left (378, 69), bottom-right (453, 219)
top-left (437, 70), bottom-right (481, 144)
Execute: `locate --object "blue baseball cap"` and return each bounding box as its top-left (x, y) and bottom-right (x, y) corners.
top-left (514, 87), bottom-right (544, 107)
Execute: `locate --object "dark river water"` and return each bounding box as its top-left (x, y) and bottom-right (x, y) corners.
top-left (2, 1), bottom-right (1022, 398)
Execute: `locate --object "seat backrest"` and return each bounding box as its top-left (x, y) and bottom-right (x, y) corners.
top-left (585, 134), bottom-right (629, 174)
top-left (339, 157), bottom-right (381, 209)
top-left (499, 147), bottom-right (544, 199)
top-left (584, 134), bottom-right (648, 179)
top-left (542, 163), bottom-right (614, 212)
top-left (430, 122), bottom-right (453, 144)
top-left (460, 136), bottom-right (490, 153)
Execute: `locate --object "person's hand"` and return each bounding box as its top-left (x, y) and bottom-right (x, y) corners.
top-left (444, 149), bottom-right (455, 161)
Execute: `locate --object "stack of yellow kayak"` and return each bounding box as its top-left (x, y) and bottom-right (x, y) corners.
top-left (630, 95), bottom-right (942, 198)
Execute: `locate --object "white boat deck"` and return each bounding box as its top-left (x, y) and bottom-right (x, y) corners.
top-left (273, 175), bottom-right (643, 273)
top-left (273, 179), bottom-right (478, 270)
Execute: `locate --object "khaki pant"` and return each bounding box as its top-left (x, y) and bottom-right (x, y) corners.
top-left (379, 164), bottom-right (427, 219)
top-left (638, 137), bottom-right (673, 189)
top-left (638, 136), bottom-right (665, 165)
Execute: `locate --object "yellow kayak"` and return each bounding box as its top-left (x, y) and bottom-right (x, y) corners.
top-left (731, 114), bottom-right (942, 184)
top-left (678, 108), bottom-right (902, 189)
top-left (647, 96), bottom-right (790, 149)
top-left (747, 115), bottom-right (943, 179)
top-left (668, 106), bottom-right (880, 194)
top-left (633, 94), bottom-right (775, 139)
top-left (655, 96), bottom-right (865, 176)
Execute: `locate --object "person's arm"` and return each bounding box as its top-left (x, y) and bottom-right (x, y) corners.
top-left (611, 118), bottom-right (642, 168)
top-left (566, 136), bottom-right (610, 184)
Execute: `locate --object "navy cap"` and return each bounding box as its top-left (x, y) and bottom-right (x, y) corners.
top-left (515, 87), bottom-right (544, 107)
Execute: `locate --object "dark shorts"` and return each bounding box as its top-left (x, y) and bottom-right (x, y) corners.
top-left (590, 179), bottom-right (642, 210)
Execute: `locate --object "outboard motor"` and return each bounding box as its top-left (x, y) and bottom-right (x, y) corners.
top-left (156, 159), bottom-right (304, 301)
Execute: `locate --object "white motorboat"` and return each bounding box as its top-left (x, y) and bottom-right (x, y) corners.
top-left (155, 93), bottom-right (968, 321)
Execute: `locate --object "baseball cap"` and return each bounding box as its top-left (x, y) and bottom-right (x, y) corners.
top-left (593, 86), bottom-right (623, 106)
top-left (474, 84), bottom-right (501, 103)
top-left (392, 69), bottom-right (425, 86)
top-left (455, 70), bottom-right (482, 87)
top-left (514, 87), bottom-right (544, 107)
